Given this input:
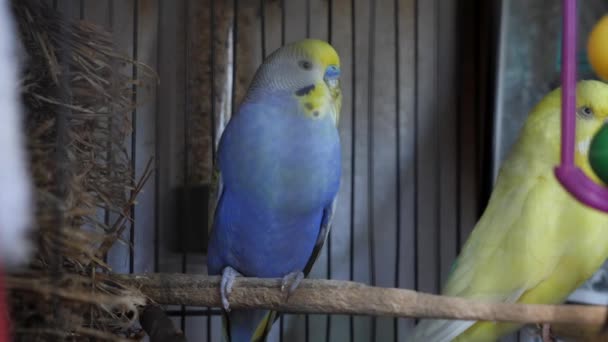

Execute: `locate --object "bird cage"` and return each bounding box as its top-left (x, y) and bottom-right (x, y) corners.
top-left (4, 0), bottom-right (608, 341)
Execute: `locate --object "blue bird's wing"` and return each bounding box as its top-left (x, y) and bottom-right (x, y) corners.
top-left (268, 196), bottom-right (338, 328)
top-left (208, 159), bottom-right (339, 342)
top-left (209, 163), bottom-right (279, 342)
top-left (303, 197), bottom-right (337, 276)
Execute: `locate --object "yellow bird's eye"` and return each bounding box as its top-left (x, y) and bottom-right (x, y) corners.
top-left (577, 106), bottom-right (594, 119)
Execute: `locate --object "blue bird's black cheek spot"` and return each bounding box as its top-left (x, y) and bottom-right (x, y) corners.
top-left (295, 84), bottom-right (315, 97)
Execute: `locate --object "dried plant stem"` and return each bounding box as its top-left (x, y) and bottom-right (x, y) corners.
top-left (10, 1), bottom-right (156, 339)
top-left (5, 277), bottom-right (139, 307)
top-left (96, 157), bottom-right (154, 259)
top-left (13, 327), bottom-right (133, 342)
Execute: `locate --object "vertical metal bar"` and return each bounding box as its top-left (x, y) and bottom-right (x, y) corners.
top-left (474, 1), bottom-right (484, 217)
top-left (279, 315), bottom-right (284, 342)
top-left (455, 0), bottom-right (463, 257)
top-left (393, 0), bottom-right (401, 339)
top-left (412, 0), bottom-right (419, 296)
top-left (208, 0), bottom-right (217, 339)
top-left (433, 0), bottom-right (441, 298)
top-left (349, 0), bottom-right (356, 339)
top-left (105, 0), bottom-right (115, 266)
top-left (280, 0), bottom-right (285, 45)
top-left (261, 0), bottom-right (266, 59)
top-left (561, 0), bottom-right (577, 167)
top-left (232, 0), bottom-right (238, 116)
top-left (153, 0), bottom-right (162, 277)
top-left (366, 0), bottom-right (376, 339)
top-left (328, 0), bottom-right (333, 43)
top-left (305, 313), bottom-right (310, 342)
top-left (305, 0), bottom-right (310, 38)
top-left (130, 0), bottom-right (139, 276)
top-left (210, 0), bottom-right (217, 159)
top-left (180, 0), bottom-right (191, 333)
top-left (490, 0), bottom-right (508, 183)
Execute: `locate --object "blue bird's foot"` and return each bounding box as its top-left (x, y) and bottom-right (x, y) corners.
top-left (221, 266), bottom-right (242, 312)
top-left (280, 271), bottom-right (304, 300)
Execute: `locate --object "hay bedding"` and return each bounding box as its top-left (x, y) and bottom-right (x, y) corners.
top-left (6, 1), bottom-right (156, 340)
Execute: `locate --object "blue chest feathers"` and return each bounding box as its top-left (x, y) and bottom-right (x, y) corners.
top-left (207, 98), bottom-right (341, 277)
top-left (218, 100), bottom-right (341, 214)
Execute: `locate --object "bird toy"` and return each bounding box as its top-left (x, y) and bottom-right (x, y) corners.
top-left (587, 14), bottom-right (608, 185)
top-left (555, 0), bottom-right (608, 212)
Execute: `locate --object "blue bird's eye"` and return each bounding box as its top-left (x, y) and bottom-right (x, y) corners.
top-left (298, 60), bottom-right (313, 70)
top-left (324, 65), bottom-right (340, 80)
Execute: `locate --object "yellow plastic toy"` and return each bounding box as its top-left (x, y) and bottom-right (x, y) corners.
top-left (588, 15), bottom-right (608, 80)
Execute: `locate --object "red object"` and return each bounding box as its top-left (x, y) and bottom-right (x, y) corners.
top-left (0, 267), bottom-right (10, 342)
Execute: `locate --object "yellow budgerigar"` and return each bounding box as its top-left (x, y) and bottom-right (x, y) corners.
top-left (409, 80), bottom-right (608, 342)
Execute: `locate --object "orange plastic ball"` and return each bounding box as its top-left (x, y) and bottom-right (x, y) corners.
top-left (588, 15), bottom-right (608, 80)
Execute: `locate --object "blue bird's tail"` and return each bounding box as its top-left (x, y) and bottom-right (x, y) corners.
top-left (222, 309), bottom-right (277, 342)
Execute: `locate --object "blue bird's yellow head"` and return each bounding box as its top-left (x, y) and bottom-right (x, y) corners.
top-left (247, 39), bottom-right (342, 124)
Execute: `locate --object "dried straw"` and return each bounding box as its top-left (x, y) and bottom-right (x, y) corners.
top-left (7, 1), bottom-right (155, 340)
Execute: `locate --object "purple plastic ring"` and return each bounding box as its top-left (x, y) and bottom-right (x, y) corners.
top-left (554, 0), bottom-right (608, 212)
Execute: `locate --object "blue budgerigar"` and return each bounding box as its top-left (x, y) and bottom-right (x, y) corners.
top-left (207, 39), bottom-right (342, 342)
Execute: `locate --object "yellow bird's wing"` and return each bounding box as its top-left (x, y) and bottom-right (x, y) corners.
top-left (411, 152), bottom-right (608, 342)
top-left (443, 166), bottom-right (560, 299)
top-left (409, 162), bottom-right (552, 342)
top-left (410, 80), bottom-right (608, 342)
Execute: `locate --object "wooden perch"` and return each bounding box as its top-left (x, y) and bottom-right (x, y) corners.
top-left (112, 273), bottom-right (608, 327)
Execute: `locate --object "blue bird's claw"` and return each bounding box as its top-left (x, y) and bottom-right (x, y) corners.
top-left (221, 266), bottom-right (242, 312)
top-left (281, 271), bottom-right (304, 300)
